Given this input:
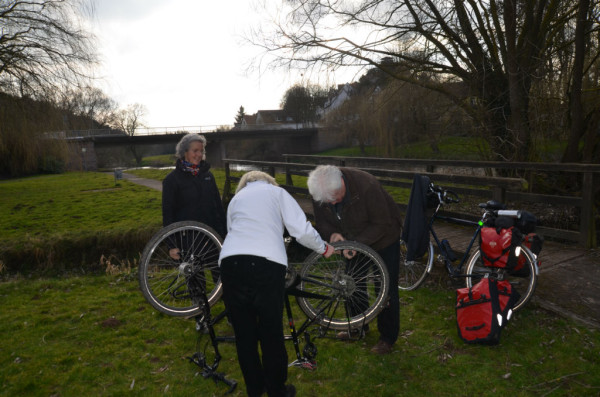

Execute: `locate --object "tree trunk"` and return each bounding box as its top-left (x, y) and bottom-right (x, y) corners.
top-left (562, 0), bottom-right (590, 163)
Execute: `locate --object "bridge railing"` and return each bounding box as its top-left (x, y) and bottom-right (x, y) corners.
top-left (222, 155), bottom-right (599, 248)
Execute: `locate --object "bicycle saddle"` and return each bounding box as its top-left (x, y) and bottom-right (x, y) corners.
top-left (479, 200), bottom-right (507, 210)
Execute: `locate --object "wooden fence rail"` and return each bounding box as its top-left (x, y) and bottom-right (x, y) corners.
top-left (222, 156), bottom-right (600, 248)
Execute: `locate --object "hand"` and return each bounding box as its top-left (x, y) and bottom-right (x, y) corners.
top-left (329, 233), bottom-right (355, 258)
top-left (329, 233), bottom-right (345, 243)
top-left (322, 243), bottom-right (335, 258)
top-left (342, 249), bottom-right (356, 259)
top-left (169, 248), bottom-right (181, 260)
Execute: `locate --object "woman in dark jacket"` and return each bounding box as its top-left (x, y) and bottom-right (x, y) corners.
top-left (162, 134), bottom-right (227, 259)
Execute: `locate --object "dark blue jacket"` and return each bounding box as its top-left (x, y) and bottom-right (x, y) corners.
top-left (162, 161), bottom-right (226, 238)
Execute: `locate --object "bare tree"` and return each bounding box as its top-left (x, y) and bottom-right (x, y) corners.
top-left (250, 0), bottom-right (599, 162)
top-left (110, 103), bottom-right (147, 137)
top-left (109, 103), bottom-right (148, 165)
top-left (0, 0), bottom-right (98, 176)
top-left (0, 0), bottom-right (97, 98)
top-left (58, 86), bottom-right (117, 129)
top-left (563, 0), bottom-right (600, 163)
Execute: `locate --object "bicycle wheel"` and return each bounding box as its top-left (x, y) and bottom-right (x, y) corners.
top-left (398, 240), bottom-right (434, 291)
top-left (464, 244), bottom-right (538, 311)
top-left (295, 241), bottom-right (389, 330)
top-left (138, 221), bottom-right (223, 317)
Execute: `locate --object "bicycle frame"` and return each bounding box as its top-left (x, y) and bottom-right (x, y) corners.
top-left (204, 270), bottom-right (341, 374)
top-left (429, 210), bottom-right (481, 277)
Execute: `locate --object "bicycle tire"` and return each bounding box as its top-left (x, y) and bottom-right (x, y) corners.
top-left (138, 221), bottom-right (223, 317)
top-left (295, 241), bottom-right (390, 330)
top-left (398, 240), bottom-right (434, 291)
top-left (464, 244), bottom-right (538, 312)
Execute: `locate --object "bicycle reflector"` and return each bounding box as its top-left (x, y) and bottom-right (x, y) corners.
top-left (496, 313), bottom-right (503, 327)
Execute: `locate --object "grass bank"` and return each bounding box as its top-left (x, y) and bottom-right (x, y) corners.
top-left (1, 273), bottom-right (598, 396)
top-left (0, 173), bottom-right (163, 274)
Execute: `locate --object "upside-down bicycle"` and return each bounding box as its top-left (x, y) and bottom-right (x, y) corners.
top-left (398, 182), bottom-right (540, 312)
top-left (138, 221), bottom-right (390, 390)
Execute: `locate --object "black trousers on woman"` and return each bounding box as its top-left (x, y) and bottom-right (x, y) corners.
top-left (220, 255), bottom-right (288, 397)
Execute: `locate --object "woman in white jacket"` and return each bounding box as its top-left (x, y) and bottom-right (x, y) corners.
top-left (219, 171), bottom-right (333, 397)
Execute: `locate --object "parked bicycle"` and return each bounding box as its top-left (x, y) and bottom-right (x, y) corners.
top-left (138, 221), bottom-right (391, 388)
top-left (398, 182), bottom-right (540, 311)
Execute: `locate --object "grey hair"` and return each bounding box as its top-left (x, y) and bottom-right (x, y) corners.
top-left (307, 165), bottom-right (343, 203)
top-left (235, 171), bottom-right (278, 193)
top-left (175, 134), bottom-right (207, 160)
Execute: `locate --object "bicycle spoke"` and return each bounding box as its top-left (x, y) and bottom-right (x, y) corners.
top-left (139, 221), bottom-right (224, 317)
top-left (295, 241), bottom-right (389, 330)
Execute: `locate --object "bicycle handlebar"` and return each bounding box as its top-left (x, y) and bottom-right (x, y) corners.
top-left (429, 183), bottom-right (460, 204)
top-left (429, 182), bottom-right (530, 227)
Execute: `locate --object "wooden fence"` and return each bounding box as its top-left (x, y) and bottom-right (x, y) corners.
top-left (222, 155), bottom-right (600, 248)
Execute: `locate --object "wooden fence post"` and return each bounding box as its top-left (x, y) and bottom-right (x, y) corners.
top-left (222, 162), bottom-right (231, 204)
top-left (580, 171), bottom-right (596, 248)
top-left (492, 186), bottom-right (506, 203)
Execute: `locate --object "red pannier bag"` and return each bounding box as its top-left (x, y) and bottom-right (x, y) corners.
top-left (479, 226), bottom-right (523, 269)
top-left (456, 277), bottom-right (520, 345)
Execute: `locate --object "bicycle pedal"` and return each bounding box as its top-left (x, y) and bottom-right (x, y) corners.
top-left (301, 360), bottom-right (317, 370)
top-left (289, 359), bottom-right (317, 370)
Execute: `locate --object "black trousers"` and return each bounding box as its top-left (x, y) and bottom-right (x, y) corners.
top-left (220, 256), bottom-right (288, 397)
top-left (376, 240), bottom-right (400, 345)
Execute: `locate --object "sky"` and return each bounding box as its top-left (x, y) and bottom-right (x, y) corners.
top-left (87, 0), bottom-right (352, 130)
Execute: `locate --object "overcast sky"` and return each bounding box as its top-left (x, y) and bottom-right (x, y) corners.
top-left (87, 0), bottom-right (350, 129)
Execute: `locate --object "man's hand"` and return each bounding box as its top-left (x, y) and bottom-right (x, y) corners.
top-left (329, 233), bottom-right (345, 243)
top-left (329, 233), bottom-right (356, 259)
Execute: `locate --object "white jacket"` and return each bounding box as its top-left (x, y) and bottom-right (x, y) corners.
top-left (219, 180), bottom-right (326, 266)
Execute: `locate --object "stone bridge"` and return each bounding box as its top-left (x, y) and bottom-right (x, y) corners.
top-left (66, 127), bottom-right (340, 170)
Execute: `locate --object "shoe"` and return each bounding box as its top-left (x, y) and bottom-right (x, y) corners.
top-left (285, 384), bottom-right (296, 397)
top-left (336, 328), bottom-right (363, 340)
top-left (370, 340), bottom-right (393, 355)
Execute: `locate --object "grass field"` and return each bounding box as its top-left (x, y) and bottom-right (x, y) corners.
top-left (1, 271), bottom-right (599, 396)
top-left (1, 168), bottom-right (599, 396)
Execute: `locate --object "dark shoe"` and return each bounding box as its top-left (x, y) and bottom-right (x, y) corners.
top-left (336, 328), bottom-right (363, 340)
top-left (285, 384), bottom-right (296, 397)
top-left (370, 340), bottom-right (393, 355)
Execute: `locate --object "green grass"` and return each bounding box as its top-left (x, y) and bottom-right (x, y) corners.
top-left (0, 168), bottom-right (599, 395)
top-left (0, 172), bottom-right (162, 240)
top-left (0, 274), bottom-right (598, 396)
top-left (0, 173), bottom-right (164, 273)
top-left (321, 136), bottom-right (491, 160)
top-left (139, 154), bottom-right (175, 167)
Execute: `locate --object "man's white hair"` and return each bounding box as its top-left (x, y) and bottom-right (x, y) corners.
top-left (235, 171), bottom-right (278, 193)
top-left (307, 165), bottom-right (343, 203)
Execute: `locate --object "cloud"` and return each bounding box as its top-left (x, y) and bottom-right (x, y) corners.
top-left (91, 0), bottom-right (166, 21)
top-left (87, 0), bottom-right (350, 127)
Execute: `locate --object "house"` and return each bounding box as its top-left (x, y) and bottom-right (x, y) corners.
top-left (238, 109), bottom-right (301, 130)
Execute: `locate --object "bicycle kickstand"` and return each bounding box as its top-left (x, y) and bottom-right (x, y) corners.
top-left (285, 294), bottom-right (318, 370)
top-left (289, 333), bottom-right (317, 370)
